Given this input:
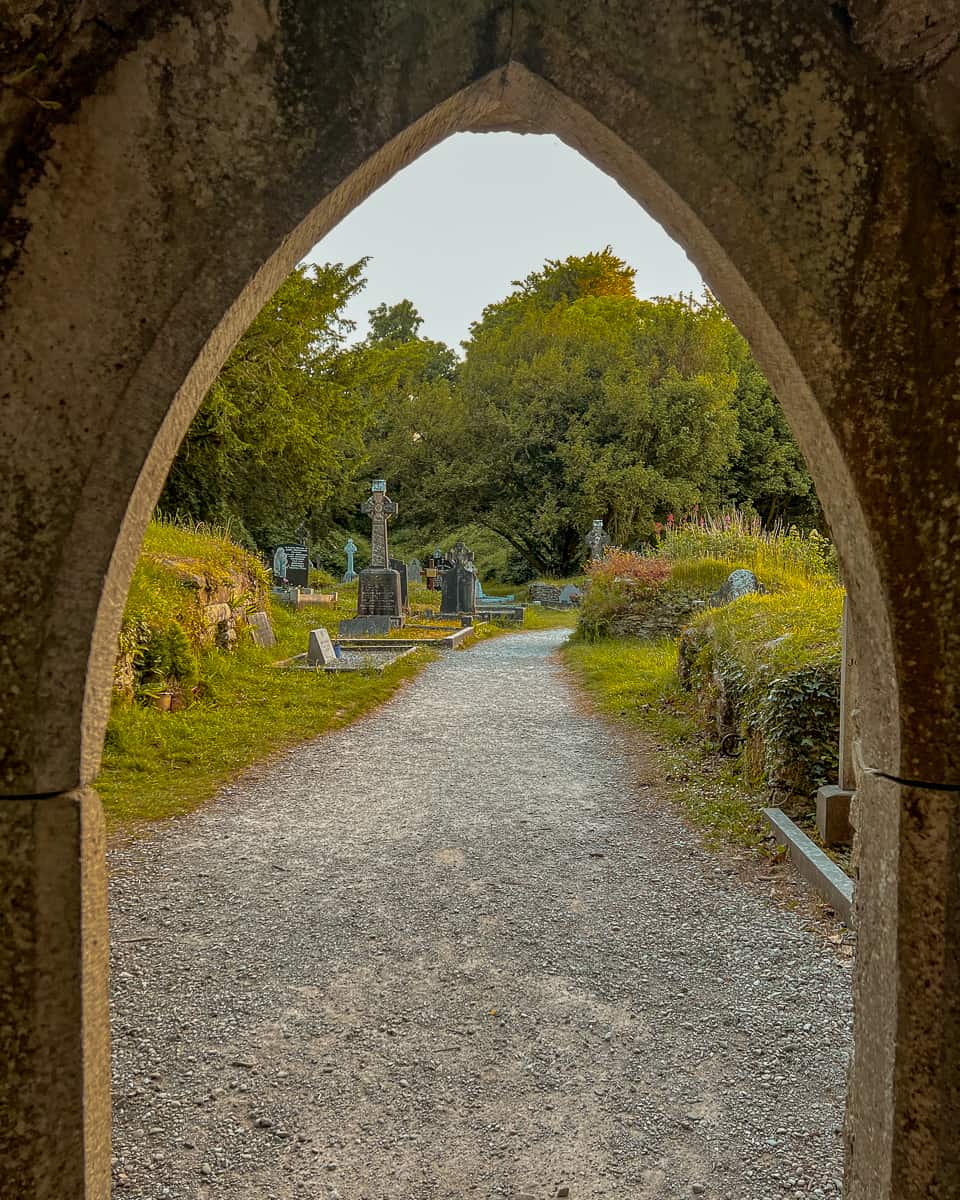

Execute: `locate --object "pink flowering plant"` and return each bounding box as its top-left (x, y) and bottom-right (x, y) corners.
top-left (579, 548), bottom-right (672, 641)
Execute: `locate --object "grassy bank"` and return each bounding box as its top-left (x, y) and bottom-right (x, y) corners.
top-left (562, 637), bottom-right (765, 849)
top-left (562, 513), bottom-right (843, 845)
top-left (100, 524), bottom-right (574, 830)
top-left (98, 601), bottom-right (435, 828)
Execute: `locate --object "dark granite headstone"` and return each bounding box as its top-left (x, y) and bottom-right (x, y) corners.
top-left (272, 543), bottom-right (309, 587)
top-left (307, 627), bottom-right (337, 665)
top-left (357, 567), bottom-right (402, 618)
top-left (390, 558), bottom-right (409, 609)
top-left (710, 568), bottom-right (764, 606)
top-left (339, 615), bottom-right (392, 637)
top-left (440, 542), bottom-right (477, 616)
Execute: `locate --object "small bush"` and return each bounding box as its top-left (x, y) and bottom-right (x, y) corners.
top-left (577, 550), bottom-right (672, 641)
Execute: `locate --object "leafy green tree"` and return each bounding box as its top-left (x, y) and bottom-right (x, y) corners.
top-left (368, 299), bottom-right (424, 344)
top-left (159, 261), bottom-right (370, 547)
top-left (723, 358), bottom-right (821, 527)
top-left (393, 265), bottom-right (744, 575)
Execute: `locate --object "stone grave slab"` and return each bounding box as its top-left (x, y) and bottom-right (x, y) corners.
top-left (307, 627), bottom-right (338, 666)
top-left (248, 610), bottom-right (276, 648)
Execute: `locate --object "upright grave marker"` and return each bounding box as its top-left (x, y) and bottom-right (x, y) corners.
top-left (441, 541), bottom-right (477, 617)
top-left (273, 542), bottom-right (309, 587)
top-left (389, 558), bottom-right (409, 610)
top-left (407, 558), bottom-right (422, 584)
top-left (354, 479), bottom-right (402, 625)
top-left (342, 537), bottom-right (358, 583)
top-left (307, 627), bottom-right (338, 666)
top-left (585, 519), bottom-right (611, 562)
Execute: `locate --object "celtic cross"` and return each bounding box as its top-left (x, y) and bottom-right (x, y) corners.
top-left (360, 479), bottom-right (398, 569)
top-left (585, 519), bottom-right (611, 561)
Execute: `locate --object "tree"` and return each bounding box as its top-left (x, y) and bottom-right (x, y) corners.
top-left (394, 259), bottom-right (744, 575)
top-left (159, 261), bottom-right (370, 547)
top-left (367, 299), bottom-right (424, 344)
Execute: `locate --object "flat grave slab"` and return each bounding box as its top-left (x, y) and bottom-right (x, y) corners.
top-left (275, 645), bottom-right (418, 673)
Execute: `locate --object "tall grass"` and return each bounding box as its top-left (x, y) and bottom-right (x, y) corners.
top-left (653, 511), bottom-right (838, 590)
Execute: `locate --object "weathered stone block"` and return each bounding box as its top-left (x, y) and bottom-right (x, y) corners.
top-left (248, 610), bottom-right (276, 648)
top-left (816, 785), bottom-right (855, 846)
top-left (307, 628), bottom-right (337, 666)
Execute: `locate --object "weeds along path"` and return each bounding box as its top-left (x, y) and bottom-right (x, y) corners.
top-left (109, 627), bottom-right (851, 1200)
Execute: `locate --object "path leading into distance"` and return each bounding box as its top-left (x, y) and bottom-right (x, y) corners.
top-left (109, 628), bottom-right (851, 1200)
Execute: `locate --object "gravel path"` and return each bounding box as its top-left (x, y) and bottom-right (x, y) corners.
top-left (109, 628), bottom-right (852, 1200)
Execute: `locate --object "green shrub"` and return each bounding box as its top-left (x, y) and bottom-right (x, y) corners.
top-left (576, 550), bottom-right (672, 641)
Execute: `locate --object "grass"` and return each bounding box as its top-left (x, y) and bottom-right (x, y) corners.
top-left (693, 583), bottom-right (843, 674)
top-left (100, 561), bottom-right (575, 830)
top-left (97, 601), bottom-right (434, 829)
top-left (561, 636), bottom-right (766, 850)
top-left (655, 511), bottom-right (838, 591)
top-left (522, 605), bottom-right (579, 630)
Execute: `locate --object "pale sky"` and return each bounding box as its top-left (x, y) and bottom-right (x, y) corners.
top-left (304, 132), bottom-right (704, 350)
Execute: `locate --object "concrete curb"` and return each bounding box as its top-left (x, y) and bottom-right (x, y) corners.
top-left (762, 807), bottom-right (855, 926)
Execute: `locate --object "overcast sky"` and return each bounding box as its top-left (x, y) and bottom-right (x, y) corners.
top-left (303, 132), bottom-right (704, 350)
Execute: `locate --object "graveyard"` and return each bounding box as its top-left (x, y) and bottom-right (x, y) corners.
top-left (96, 516), bottom-right (580, 828)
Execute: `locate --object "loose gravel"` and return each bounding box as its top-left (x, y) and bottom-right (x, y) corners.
top-left (109, 628), bottom-right (852, 1200)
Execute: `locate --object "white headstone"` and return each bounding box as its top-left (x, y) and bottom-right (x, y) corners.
top-left (307, 627), bottom-right (337, 666)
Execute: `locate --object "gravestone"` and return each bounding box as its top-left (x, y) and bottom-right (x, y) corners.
top-left (407, 558), bottom-right (422, 584)
top-left (273, 543), bottom-right (310, 587)
top-left (307, 627), bottom-right (337, 666)
top-left (248, 610), bottom-right (276, 648)
top-left (476, 579), bottom-right (515, 604)
top-left (584, 519), bottom-right (611, 561)
top-left (440, 541), bottom-right (477, 616)
top-left (389, 558), bottom-right (409, 609)
top-left (710, 568), bottom-right (764, 606)
top-left (356, 479), bottom-right (402, 623)
top-left (342, 537), bottom-right (358, 583)
top-left (559, 584), bottom-right (584, 606)
top-left (339, 615), bottom-right (392, 637)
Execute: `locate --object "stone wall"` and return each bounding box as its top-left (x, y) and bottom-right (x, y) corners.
top-left (113, 556), bottom-right (267, 701)
top-left (608, 585), bottom-right (708, 640)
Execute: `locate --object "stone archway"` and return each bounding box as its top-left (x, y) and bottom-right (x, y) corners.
top-left (2, 5), bottom-right (958, 1197)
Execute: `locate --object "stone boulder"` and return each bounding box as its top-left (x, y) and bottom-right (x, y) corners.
top-left (709, 569), bottom-right (764, 606)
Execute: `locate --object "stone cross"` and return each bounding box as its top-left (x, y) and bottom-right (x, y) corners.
top-left (360, 479), bottom-right (397, 569)
top-left (585, 519), bottom-right (611, 561)
top-left (344, 538), bottom-right (357, 577)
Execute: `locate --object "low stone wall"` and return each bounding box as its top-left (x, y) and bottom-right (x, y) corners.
top-left (114, 555), bottom-right (267, 700)
top-left (158, 558), bottom-right (266, 650)
top-left (608, 585), bottom-right (707, 640)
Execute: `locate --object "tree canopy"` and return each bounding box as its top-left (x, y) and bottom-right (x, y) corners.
top-left (160, 249), bottom-right (820, 576)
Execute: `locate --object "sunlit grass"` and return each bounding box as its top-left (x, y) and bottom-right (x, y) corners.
top-left (98, 601), bottom-right (435, 829)
top-left (561, 636), bottom-right (765, 849)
